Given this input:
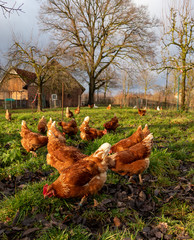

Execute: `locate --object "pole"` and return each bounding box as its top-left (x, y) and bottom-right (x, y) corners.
top-left (165, 69), bottom-right (169, 108)
top-left (177, 74), bottom-right (180, 111)
top-left (61, 82), bottom-right (64, 121)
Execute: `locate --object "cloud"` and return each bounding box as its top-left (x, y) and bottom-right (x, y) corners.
top-left (0, 0), bottom-right (48, 57)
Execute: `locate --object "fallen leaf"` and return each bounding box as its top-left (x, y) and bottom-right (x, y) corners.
top-left (93, 199), bottom-right (99, 207)
top-left (113, 216), bottom-right (122, 228)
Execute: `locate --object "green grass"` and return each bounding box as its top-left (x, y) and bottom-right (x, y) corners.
top-left (0, 107), bottom-right (193, 239)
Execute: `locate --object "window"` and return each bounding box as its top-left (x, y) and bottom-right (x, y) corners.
top-left (51, 94), bottom-right (57, 100)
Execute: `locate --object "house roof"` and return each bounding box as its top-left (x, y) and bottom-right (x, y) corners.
top-left (47, 60), bottom-right (85, 93)
top-left (0, 64), bottom-right (85, 93)
top-left (0, 67), bottom-right (36, 86)
top-left (14, 68), bottom-right (37, 84)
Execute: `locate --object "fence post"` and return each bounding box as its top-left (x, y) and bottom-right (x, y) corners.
top-left (61, 82), bottom-right (64, 121)
top-left (177, 72), bottom-right (181, 111)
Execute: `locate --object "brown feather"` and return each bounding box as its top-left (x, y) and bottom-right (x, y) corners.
top-left (20, 120), bottom-right (48, 154)
top-left (38, 116), bottom-right (47, 133)
top-left (58, 119), bottom-right (78, 136)
top-left (110, 125), bottom-right (144, 153)
top-left (43, 143), bottom-right (111, 199)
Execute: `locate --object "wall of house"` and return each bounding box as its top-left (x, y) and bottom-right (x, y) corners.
top-left (0, 73), bottom-right (28, 100)
top-left (63, 88), bottom-right (82, 107)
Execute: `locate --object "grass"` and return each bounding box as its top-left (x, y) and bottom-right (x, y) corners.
top-left (0, 107), bottom-right (193, 239)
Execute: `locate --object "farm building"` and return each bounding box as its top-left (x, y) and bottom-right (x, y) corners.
top-left (0, 65), bottom-right (85, 109)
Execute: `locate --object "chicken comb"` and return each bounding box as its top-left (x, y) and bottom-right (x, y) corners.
top-left (43, 184), bottom-right (48, 195)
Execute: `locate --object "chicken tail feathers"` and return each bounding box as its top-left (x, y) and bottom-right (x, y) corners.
top-left (93, 143), bottom-right (111, 160)
top-left (142, 124), bottom-right (150, 137)
top-left (142, 133), bottom-right (153, 153)
top-left (84, 116), bottom-right (90, 123)
top-left (137, 125), bottom-right (142, 131)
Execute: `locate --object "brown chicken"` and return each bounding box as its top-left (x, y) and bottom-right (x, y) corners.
top-left (58, 119), bottom-right (78, 137)
top-left (5, 109), bottom-right (11, 121)
top-left (66, 107), bottom-right (74, 118)
top-left (80, 116), bottom-right (107, 141)
top-left (103, 115), bottom-right (119, 132)
top-left (88, 104), bottom-right (94, 108)
top-left (20, 120), bottom-right (48, 157)
top-left (110, 125), bottom-right (145, 153)
top-left (47, 127), bottom-right (87, 173)
top-left (47, 119), bottom-right (66, 142)
top-left (138, 108), bottom-right (146, 116)
top-left (108, 133), bottom-right (153, 184)
top-left (107, 104), bottom-right (111, 110)
top-left (38, 116), bottom-right (47, 134)
top-left (75, 106), bottom-right (80, 114)
top-left (43, 143), bottom-right (111, 204)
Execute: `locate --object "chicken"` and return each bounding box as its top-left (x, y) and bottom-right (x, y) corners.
top-left (103, 115), bottom-right (119, 132)
top-left (66, 107), bottom-right (74, 118)
top-left (108, 133), bottom-right (153, 184)
top-left (88, 104), bottom-right (94, 108)
top-left (43, 143), bottom-right (111, 203)
top-left (107, 104), bottom-right (111, 110)
top-left (47, 119), bottom-right (66, 143)
top-left (110, 125), bottom-right (146, 153)
top-left (20, 120), bottom-right (48, 157)
top-left (47, 126), bottom-right (87, 173)
top-left (38, 116), bottom-right (47, 134)
top-left (58, 119), bottom-right (78, 137)
top-left (138, 108), bottom-right (146, 116)
top-left (94, 104), bottom-right (98, 108)
top-left (157, 106), bottom-right (162, 111)
top-left (75, 106), bottom-right (80, 114)
top-left (5, 109), bottom-right (11, 121)
top-left (80, 116), bottom-right (107, 141)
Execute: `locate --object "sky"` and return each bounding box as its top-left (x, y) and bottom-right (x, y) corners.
top-left (0, 0), bottom-right (172, 87)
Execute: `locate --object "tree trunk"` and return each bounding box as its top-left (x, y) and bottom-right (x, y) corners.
top-left (181, 70), bottom-right (186, 111)
top-left (88, 77), bottom-right (95, 105)
top-left (165, 69), bottom-right (169, 108)
top-left (104, 91), bottom-right (106, 101)
top-left (37, 81), bottom-right (42, 112)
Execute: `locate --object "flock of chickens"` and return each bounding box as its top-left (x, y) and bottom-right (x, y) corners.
top-left (6, 106), bottom-right (153, 205)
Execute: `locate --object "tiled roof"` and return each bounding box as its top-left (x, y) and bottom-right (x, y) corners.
top-left (14, 68), bottom-right (36, 84)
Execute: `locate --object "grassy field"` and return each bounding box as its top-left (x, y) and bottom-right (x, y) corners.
top-left (0, 107), bottom-right (193, 240)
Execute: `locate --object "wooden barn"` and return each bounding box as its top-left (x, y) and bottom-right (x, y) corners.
top-left (0, 66), bottom-right (85, 109)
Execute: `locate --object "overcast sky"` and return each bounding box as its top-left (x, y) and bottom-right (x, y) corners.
top-left (0, 0), bottom-right (172, 86)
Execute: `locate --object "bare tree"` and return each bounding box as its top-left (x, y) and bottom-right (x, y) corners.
top-left (121, 70), bottom-right (134, 106)
top-left (40, 0), bottom-right (158, 105)
top-left (96, 66), bottom-right (120, 101)
top-left (186, 68), bottom-right (194, 108)
top-left (138, 67), bottom-right (156, 106)
top-left (160, 0), bottom-right (194, 110)
top-left (8, 41), bottom-right (60, 111)
top-left (0, 1), bottom-right (23, 17)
